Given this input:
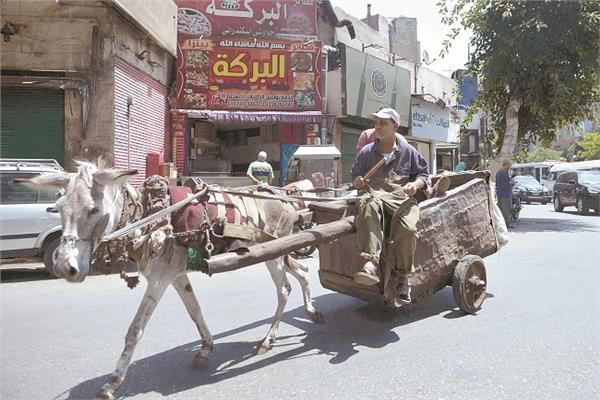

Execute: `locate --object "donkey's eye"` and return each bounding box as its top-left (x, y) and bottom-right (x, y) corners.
top-left (89, 207), bottom-right (100, 216)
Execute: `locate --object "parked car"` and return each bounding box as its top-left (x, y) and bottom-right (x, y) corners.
top-left (553, 170), bottom-right (600, 215)
top-left (0, 159), bottom-right (64, 274)
top-left (513, 175), bottom-right (552, 204)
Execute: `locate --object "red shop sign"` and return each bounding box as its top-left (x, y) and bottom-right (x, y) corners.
top-left (176, 37), bottom-right (322, 111)
top-left (176, 0), bottom-right (317, 39)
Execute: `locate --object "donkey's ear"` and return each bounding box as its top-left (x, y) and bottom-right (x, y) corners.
top-left (14, 173), bottom-right (72, 191)
top-left (93, 169), bottom-right (138, 186)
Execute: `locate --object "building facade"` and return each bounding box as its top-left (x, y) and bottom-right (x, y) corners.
top-left (1, 0), bottom-right (177, 184)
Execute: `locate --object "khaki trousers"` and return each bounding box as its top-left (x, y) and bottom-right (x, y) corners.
top-left (355, 190), bottom-right (419, 277)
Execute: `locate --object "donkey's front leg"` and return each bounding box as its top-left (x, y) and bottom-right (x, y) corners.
top-left (257, 257), bottom-right (291, 355)
top-left (172, 274), bottom-right (213, 368)
top-left (96, 277), bottom-right (171, 400)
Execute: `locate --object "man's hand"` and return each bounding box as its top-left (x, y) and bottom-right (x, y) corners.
top-left (353, 176), bottom-right (368, 189)
top-left (403, 180), bottom-right (424, 196)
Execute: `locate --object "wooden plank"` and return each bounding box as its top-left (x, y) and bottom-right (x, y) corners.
top-left (205, 217), bottom-right (355, 275)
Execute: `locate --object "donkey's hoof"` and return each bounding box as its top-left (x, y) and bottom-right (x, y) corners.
top-left (193, 353), bottom-right (209, 369)
top-left (95, 389), bottom-right (115, 400)
top-left (256, 340), bottom-right (272, 355)
top-left (307, 310), bottom-right (325, 324)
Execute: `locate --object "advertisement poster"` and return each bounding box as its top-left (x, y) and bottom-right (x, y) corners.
top-left (176, 37), bottom-right (322, 110)
top-left (176, 0), bottom-right (317, 40)
top-left (343, 45), bottom-right (411, 127)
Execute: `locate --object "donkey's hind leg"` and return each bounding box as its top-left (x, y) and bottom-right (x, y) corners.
top-left (284, 255), bottom-right (324, 324)
top-left (257, 257), bottom-right (291, 355)
top-left (96, 275), bottom-right (171, 400)
top-left (172, 274), bottom-right (213, 368)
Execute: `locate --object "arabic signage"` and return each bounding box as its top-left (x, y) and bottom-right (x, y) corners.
top-left (176, 37), bottom-right (321, 110)
top-left (411, 97), bottom-right (452, 142)
top-left (176, 0), bottom-right (317, 39)
top-left (342, 45), bottom-right (411, 127)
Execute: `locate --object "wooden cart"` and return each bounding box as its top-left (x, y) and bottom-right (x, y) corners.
top-left (205, 172), bottom-right (500, 313)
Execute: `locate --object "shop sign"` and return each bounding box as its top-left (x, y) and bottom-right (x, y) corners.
top-left (343, 45), bottom-right (411, 127)
top-left (411, 97), bottom-right (451, 142)
top-left (176, 0), bottom-right (317, 40)
top-left (176, 37), bottom-right (321, 110)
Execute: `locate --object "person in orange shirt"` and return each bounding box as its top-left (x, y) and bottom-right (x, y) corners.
top-left (355, 127), bottom-right (377, 151)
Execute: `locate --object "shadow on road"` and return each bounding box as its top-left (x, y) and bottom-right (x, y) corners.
top-left (511, 216), bottom-right (599, 233)
top-left (59, 287), bottom-right (479, 399)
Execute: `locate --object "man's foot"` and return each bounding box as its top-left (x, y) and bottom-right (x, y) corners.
top-left (353, 261), bottom-right (380, 286)
top-left (396, 278), bottom-right (412, 305)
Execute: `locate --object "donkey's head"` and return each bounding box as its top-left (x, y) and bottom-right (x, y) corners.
top-left (17, 161), bottom-right (137, 282)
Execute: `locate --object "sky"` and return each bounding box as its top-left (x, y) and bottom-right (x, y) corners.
top-left (330, 0), bottom-right (471, 76)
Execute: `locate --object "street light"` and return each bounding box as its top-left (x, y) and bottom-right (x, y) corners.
top-left (362, 43), bottom-right (383, 52)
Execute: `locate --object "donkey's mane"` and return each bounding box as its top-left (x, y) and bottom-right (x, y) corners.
top-left (73, 159), bottom-right (110, 188)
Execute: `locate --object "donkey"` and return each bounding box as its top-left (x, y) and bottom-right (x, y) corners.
top-left (19, 161), bottom-right (323, 400)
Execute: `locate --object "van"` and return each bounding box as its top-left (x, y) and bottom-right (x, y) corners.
top-left (547, 160), bottom-right (600, 195)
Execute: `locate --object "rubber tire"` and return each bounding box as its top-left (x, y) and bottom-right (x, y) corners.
top-left (452, 255), bottom-right (487, 314)
top-left (577, 197), bottom-right (588, 215)
top-left (554, 196), bottom-right (564, 212)
top-left (541, 201), bottom-right (548, 205)
top-left (43, 236), bottom-right (60, 277)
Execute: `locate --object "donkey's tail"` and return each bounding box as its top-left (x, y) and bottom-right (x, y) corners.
top-left (284, 255), bottom-right (309, 273)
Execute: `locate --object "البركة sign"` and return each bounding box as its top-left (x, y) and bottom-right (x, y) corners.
top-left (176, 0), bottom-right (317, 40)
top-left (176, 37), bottom-right (322, 110)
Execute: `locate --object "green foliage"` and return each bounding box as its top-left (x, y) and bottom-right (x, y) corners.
top-left (524, 147), bottom-right (563, 163)
top-left (440, 0), bottom-right (600, 154)
top-left (577, 132), bottom-right (600, 160)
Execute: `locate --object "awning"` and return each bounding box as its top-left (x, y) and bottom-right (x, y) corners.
top-left (179, 110), bottom-right (323, 123)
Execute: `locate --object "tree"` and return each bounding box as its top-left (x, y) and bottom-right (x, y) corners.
top-left (518, 147), bottom-right (563, 163)
top-left (577, 132), bottom-right (600, 160)
top-left (440, 0), bottom-right (600, 177)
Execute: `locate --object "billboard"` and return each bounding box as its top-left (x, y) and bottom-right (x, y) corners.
top-left (343, 45), bottom-right (411, 127)
top-left (176, 37), bottom-right (321, 110)
top-left (176, 0), bottom-right (317, 40)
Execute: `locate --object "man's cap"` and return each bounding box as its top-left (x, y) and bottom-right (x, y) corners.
top-left (258, 151), bottom-right (267, 160)
top-left (368, 107), bottom-right (401, 125)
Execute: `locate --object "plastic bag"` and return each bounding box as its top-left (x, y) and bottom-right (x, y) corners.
top-left (489, 186), bottom-right (509, 249)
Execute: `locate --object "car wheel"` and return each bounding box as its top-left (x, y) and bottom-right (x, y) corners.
top-left (541, 200), bottom-right (548, 205)
top-left (43, 236), bottom-right (60, 277)
top-left (577, 197), bottom-right (588, 215)
top-left (553, 196), bottom-right (564, 212)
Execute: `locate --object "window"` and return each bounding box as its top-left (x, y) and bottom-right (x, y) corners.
top-left (468, 134), bottom-right (476, 153)
top-left (0, 173), bottom-right (58, 204)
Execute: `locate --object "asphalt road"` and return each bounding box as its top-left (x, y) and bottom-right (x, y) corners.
top-left (1, 204), bottom-right (599, 400)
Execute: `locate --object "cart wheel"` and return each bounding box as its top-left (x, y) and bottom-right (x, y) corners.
top-left (452, 255), bottom-right (487, 314)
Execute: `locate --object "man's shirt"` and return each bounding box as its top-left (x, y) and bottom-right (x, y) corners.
top-left (247, 161), bottom-right (274, 184)
top-left (495, 169), bottom-right (512, 199)
top-left (351, 133), bottom-right (430, 188)
top-left (356, 128), bottom-right (376, 150)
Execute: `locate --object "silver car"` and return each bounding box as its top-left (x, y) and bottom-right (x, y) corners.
top-left (0, 159), bottom-right (63, 274)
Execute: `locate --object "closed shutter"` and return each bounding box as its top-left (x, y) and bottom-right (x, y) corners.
top-left (341, 127), bottom-right (362, 184)
top-left (114, 57), bottom-right (169, 185)
top-left (1, 87), bottom-right (64, 166)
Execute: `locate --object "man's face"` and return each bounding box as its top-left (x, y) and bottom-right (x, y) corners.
top-left (373, 117), bottom-right (397, 139)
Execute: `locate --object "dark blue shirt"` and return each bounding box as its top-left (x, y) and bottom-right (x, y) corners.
top-left (496, 169), bottom-right (513, 199)
top-left (351, 133), bottom-right (430, 187)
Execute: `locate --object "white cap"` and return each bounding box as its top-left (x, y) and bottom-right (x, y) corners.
top-left (368, 107), bottom-right (401, 125)
top-left (258, 151), bottom-right (267, 161)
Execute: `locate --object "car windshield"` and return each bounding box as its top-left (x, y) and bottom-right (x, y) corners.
top-left (578, 172), bottom-right (600, 185)
top-left (515, 176), bottom-right (540, 185)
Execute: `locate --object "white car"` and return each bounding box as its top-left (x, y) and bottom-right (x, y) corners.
top-left (0, 159), bottom-right (63, 274)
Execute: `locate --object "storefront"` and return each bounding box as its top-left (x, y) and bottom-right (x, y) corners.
top-left (333, 44), bottom-right (412, 183)
top-left (0, 86), bottom-right (65, 165)
top-left (173, 0), bottom-right (322, 185)
top-left (410, 95), bottom-right (459, 173)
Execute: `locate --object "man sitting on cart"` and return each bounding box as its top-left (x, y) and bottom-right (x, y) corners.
top-left (351, 108), bottom-right (430, 305)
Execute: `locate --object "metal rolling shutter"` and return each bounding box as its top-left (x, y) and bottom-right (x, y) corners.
top-left (114, 57), bottom-right (169, 185)
top-left (1, 87), bottom-right (64, 166)
top-left (341, 128), bottom-right (361, 184)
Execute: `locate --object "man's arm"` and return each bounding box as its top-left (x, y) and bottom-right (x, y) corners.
top-left (246, 163), bottom-right (260, 184)
top-left (404, 148), bottom-right (430, 195)
top-left (268, 165), bottom-right (274, 185)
